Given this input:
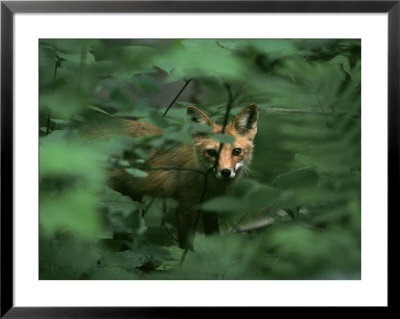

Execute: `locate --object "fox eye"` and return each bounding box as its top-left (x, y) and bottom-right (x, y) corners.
top-left (206, 149), bottom-right (217, 157)
top-left (232, 148), bottom-right (242, 156)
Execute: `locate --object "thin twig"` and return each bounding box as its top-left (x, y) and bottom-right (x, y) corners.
top-left (148, 166), bottom-right (205, 175)
top-left (220, 83), bottom-right (234, 133)
top-left (315, 94), bottom-right (330, 128)
top-left (115, 162), bottom-right (206, 175)
top-left (163, 78), bottom-right (193, 117)
top-left (179, 82), bottom-right (239, 266)
top-left (164, 225), bottom-right (179, 244)
top-left (46, 57), bottom-right (63, 135)
top-left (46, 112), bottom-right (51, 135)
top-left (53, 56), bottom-right (61, 79)
top-left (141, 198), bottom-right (154, 217)
top-left (230, 211), bottom-right (251, 233)
top-left (263, 107), bottom-right (359, 117)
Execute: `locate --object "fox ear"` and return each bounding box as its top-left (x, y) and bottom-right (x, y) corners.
top-left (233, 104), bottom-right (259, 138)
top-left (187, 106), bottom-right (212, 126)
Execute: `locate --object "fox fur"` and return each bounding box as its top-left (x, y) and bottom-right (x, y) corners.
top-left (107, 104), bottom-right (259, 248)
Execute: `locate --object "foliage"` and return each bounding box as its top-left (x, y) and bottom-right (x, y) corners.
top-left (39, 39), bottom-right (361, 280)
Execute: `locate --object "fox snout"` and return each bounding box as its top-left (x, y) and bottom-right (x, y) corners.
top-left (220, 169), bottom-right (232, 179)
top-left (215, 161), bottom-right (245, 180)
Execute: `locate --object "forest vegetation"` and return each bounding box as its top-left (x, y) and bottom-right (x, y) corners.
top-left (39, 39), bottom-right (361, 280)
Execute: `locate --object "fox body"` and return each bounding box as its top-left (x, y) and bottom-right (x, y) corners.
top-left (108, 104), bottom-right (259, 248)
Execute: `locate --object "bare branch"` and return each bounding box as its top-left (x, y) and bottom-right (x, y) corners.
top-left (315, 94), bottom-right (330, 128)
top-left (164, 225), bottom-right (179, 244)
top-left (264, 107), bottom-right (359, 117)
top-left (232, 216), bottom-right (276, 233)
top-left (179, 81), bottom-right (241, 266)
top-left (141, 198), bottom-right (154, 217)
top-left (46, 112), bottom-right (51, 135)
top-left (163, 78), bottom-right (193, 117)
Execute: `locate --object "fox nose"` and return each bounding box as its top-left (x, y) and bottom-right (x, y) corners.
top-left (220, 169), bottom-right (232, 178)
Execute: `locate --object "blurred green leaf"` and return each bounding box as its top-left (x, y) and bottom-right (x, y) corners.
top-left (275, 167), bottom-right (319, 189)
top-left (87, 105), bottom-right (113, 116)
top-left (211, 134), bottom-right (235, 145)
top-left (124, 167), bottom-right (149, 178)
top-left (40, 136), bottom-right (104, 237)
top-left (147, 109), bottom-right (169, 128)
top-left (246, 185), bottom-right (279, 210)
top-left (327, 55), bottom-right (352, 77)
top-left (201, 196), bottom-right (246, 213)
top-left (154, 39), bottom-right (245, 81)
top-left (98, 186), bottom-right (146, 235)
top-left (100, 251), bottom-right (147, 269)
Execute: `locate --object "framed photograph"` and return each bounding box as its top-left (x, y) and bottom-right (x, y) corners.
top-left (1, 0), bottom-right (394, 316)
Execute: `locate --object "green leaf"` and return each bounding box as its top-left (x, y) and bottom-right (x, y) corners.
top-left (147, 109), bottom-right (169, 128)
top-left (211, 134), bottom-right (235, 145)
top-left (98, 187), bottom-right (146, 236)
top-left (125, 167), bottom-right (148, 178)
top-left (132, 74), bottom-right (161, 93)
top-left (275, 167), bottom-right (319, 189)
top-left (201, 196), bottom-right (246, 213)
top-left (327, 55), bottom-right (352, 77)
top-left (227, 178), bottom-right (265, 197)
top-left (39, 232), bottom-right (101, 279)
top-left (87, 105), bottom-right (112, 116)
top-left (134, 159), bottom-right (145, 165)
top-left (58, 50), bottom-right (96, 65)
top-left (50, 119), bottom-right (70, 125)
top-left (117, 159), bottom-right (131, 167)
top-left (249, 39), bottom-right (297, 57)
top-left (155, 246), bottom-right (183, 271)
top-left (164, 129), bottom-right (192, 143)
top-left (39, 139), bottom-right (105, 237)
top-left (110, 45), bottom-right (159, 78)
top-left (98, 186), bottom-right (142, 212)
top-left (40, 84), bottom-right (89, 117)
top-left (246, 186), bottom-right (279, 210)
top-left (189, 122), bottom-right (213, 135)
top-left (153, 39), bottom-right (244, 81)
top-left (100, 251), bottom-right (147, 269)
top-left (40, 192), bottom-right (101, 238)
top-left (145, 226), bottom-right (176, 246)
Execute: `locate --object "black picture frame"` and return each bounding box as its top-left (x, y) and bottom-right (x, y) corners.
top-left (1, 1), bottom-right (395, 317)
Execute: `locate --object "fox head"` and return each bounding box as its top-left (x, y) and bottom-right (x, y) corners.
top-left (187, 104), bottom-right (258, 181)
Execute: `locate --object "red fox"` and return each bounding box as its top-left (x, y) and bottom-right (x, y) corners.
top-left (108, 104), bottom-right (259, 248)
